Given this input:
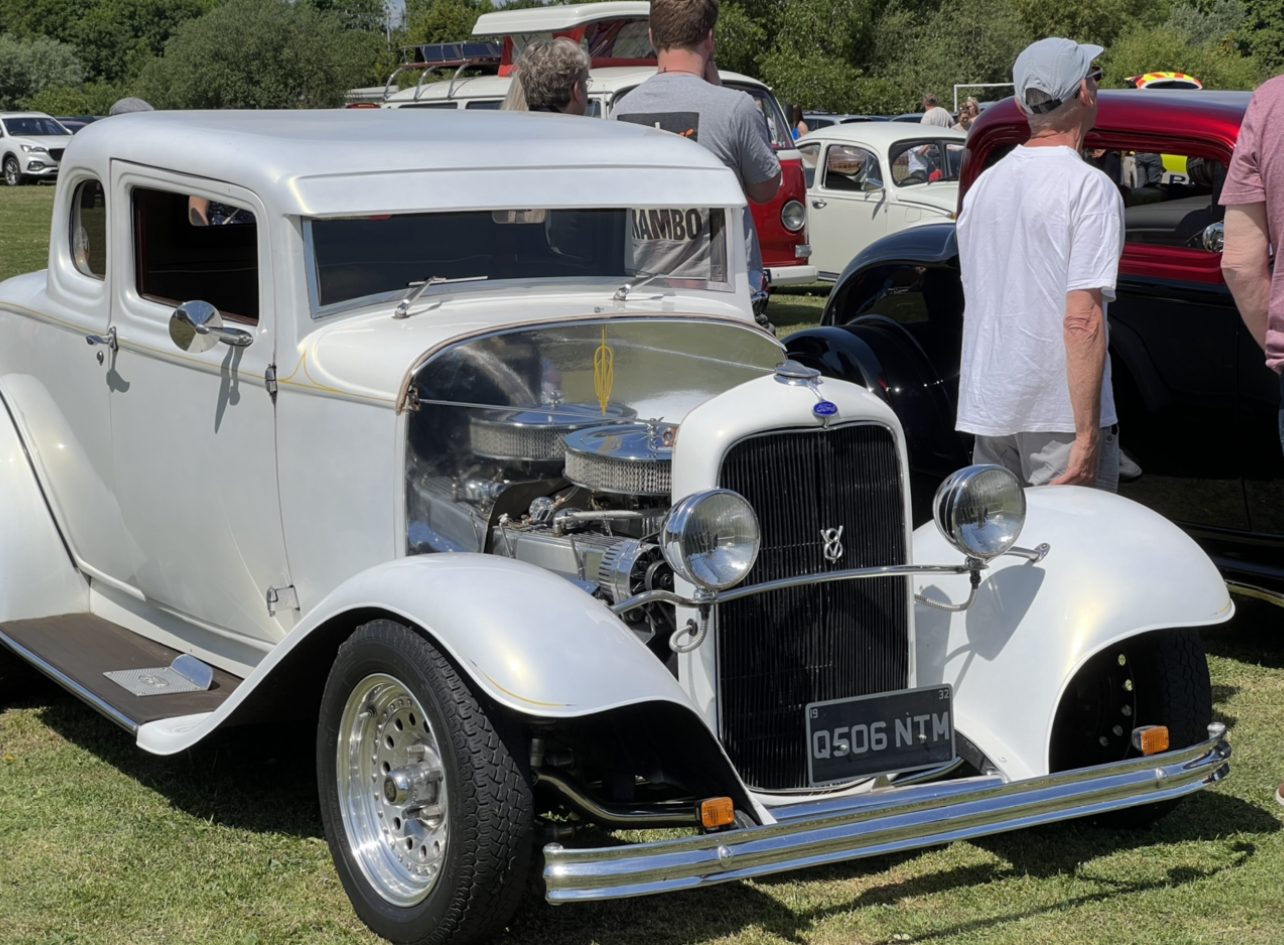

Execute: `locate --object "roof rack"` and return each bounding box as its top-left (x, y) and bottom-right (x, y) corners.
top-left (409, 42), bottom-right (503, 68)
top-left (383, 42), bottom-right (504, 103)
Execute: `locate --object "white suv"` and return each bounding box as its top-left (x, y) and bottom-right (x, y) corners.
top-left (1, 112), bottom-right (72, 186)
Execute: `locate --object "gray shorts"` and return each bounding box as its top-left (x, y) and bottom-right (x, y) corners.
top-left (972, 425), bottom-right (1120, 493)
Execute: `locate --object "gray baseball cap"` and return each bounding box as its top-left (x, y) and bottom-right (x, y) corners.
top-left (108, 97), bottom-right (154, 116)
top-left (1013, 38), bottom-right (1103, 114)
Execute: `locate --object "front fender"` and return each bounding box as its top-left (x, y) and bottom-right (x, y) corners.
top-left (912, 486), bottom-right (1232, 782)
top-left (136, 554), bottom-right (701, 753)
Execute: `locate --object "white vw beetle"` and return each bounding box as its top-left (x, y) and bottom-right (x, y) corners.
top-left (798, 123), bottom-right (967, 280)
top-left (0, 110), bottom-right (1232, 945)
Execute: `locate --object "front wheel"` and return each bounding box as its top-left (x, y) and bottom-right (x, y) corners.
top-left (1050, 627), bottom-right (1212, 828)
top-left (3, 157), bottom-right (24, 187)
top-left (318, 619), bottom-right (533, 945)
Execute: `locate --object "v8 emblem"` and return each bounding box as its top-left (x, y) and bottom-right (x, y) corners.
top-left (820, 526), bottom-right (845, 564)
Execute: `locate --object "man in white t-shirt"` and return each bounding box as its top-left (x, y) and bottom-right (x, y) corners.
top-left (955, 37), bottom-right (1123, 490)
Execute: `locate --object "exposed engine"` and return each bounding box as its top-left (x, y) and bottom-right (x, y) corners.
top-left (408, 402), bottom-right (681, 654)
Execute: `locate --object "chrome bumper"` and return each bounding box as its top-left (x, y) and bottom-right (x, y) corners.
top-left (543, 724), bottom-right (1230, 902)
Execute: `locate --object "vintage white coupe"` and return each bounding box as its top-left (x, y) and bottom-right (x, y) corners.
top-left (797, 122), bottom-right (967, 280)
top-left (0, 110), bottom-right (1233, 945)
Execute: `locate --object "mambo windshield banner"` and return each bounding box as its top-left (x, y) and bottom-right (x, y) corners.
top-left (806, 685), bottom-right (955, 786)
top-left (630, 208), bottom-right (706, 243)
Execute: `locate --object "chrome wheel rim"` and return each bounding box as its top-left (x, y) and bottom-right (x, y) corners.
top-left (338, 673), bottom-right (449, 907)
top-left (4, 162), bottom-right (16, 186)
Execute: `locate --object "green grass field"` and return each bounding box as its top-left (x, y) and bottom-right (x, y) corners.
top-left (2, 185), bottom-right (1283, 945)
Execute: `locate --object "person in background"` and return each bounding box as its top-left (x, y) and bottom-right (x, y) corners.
top-left (511, 38), bottom-right (591, 115)
top-left (791, 104), bottom-right (810, 139)
top-left (500, 65), bottom-right (527, 111)
top-left (955, 37), bottom-right (1123, 491)
top-left (610, 0), bottom-right (781, 301)
top-left (1220, 77), bottom-right (1284, 810)
top-left (921, 93), bottom-right (953, 127)
top-left (108, 97), bottom-right (153, 116)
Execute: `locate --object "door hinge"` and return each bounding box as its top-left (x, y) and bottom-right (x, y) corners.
top-left (266, 585), bottom-right (299, 616)
top-left (404, 387), bottom-right (421, 412)
top-left (265, 364), bottom-right (278, 400)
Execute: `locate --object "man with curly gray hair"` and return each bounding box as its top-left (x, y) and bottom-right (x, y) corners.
top-left (513, 38), bottom-right (591, 115)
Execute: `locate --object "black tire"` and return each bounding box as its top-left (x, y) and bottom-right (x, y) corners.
top-left (3, 156), bottom-right (24, 187)
top-left (318, 619), bottom-right (533, 945)
top-left (1050, 627), bottom-right (1212, 828)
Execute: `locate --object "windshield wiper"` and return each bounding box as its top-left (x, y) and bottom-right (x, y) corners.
top-left (393, 275), bottom-right (489, 319)
top-left (613, 270), bottom-right (673, 302)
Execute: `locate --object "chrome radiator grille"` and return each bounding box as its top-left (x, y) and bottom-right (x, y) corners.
top-left (716, 423), bottom-right (910, 791)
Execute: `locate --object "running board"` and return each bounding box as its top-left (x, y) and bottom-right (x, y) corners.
top-left (0, 614), bottom-right (242, 733)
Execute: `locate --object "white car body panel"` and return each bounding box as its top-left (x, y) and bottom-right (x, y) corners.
top-left (913, 486), bottom-right (1233, 781)
top-left (0, 392), bottom-right (88, 622)
top-left (134, 554), bottom-right (705, 754)
top-left (798, 123), bottom-right (965, 279)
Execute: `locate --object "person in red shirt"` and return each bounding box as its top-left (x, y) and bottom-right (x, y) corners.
top-left (1219, 74), bottom-right (1284, 808)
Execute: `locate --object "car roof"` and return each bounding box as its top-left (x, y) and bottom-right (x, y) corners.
top-left (64, 109), bottom-right (748, 217)
top-left (797, 122), bottom-right (967, 149)
top-left (0, 112), bottom-right (57, 119)
top-left (472, 1), bottom-right (649, 36)
top-left (970, 89), bottom-right (1250, 147)
top-left (384, 66), bottom-right (769, 104)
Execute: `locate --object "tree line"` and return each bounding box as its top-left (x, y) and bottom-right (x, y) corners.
top-left (0, 0), bottom-right (1278, 116)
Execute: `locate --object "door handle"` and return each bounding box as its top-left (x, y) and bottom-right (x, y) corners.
top-left (85, 326), bottom-right (118, 351)
top-left (811, 199), bottom-right (827, 209)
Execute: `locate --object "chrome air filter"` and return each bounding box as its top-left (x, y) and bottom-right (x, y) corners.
top-left (563, 422), bottom-right (676, 496)
top-left (470, 403), bottom-right (634, 463)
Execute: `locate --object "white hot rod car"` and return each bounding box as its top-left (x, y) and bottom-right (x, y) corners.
top-left (0, 110), bottom-right (1233, 945)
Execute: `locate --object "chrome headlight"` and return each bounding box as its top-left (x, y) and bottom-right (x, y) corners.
top-left (780, 199), bottom-right (805, 233)
top-left (932, 465), bottom-right (1026, 559)
top-left (660, 489), bottom-right (760, 590)
top-left (21, 145), bottom-right (46, 154)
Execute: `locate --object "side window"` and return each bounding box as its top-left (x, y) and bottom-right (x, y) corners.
top-left (70, 179), bottom-right (107, 279)
top-left (133, 187), bottom-right (259, 324)
top-left (465, 100), bottom-right (501, 110)
top-left (799, 142), bottom-right (820, 188)
top-left (1092, 149), bottom-right (1227, 250)
top-left (823, 145), bottom-right (882, 192)
top-left (585, 98), bottom-right (603, 119)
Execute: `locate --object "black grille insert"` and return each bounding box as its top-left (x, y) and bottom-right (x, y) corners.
top-left (716, 423), bottom-right (910, 791)
top-left (49, 149), bottom-right (65, 163)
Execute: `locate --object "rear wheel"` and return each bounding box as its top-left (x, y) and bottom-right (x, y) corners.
top-left (318, 619), bottom-right (533, 945)
top-left (1049, 627), bottom-right (1211, 828)
top-left (3, 156), bottom-right (23, 187)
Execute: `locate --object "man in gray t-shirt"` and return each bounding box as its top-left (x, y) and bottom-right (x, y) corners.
top-left (610, 0), bottom-right (780, 280)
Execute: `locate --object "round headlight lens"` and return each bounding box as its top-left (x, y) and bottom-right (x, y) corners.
top-left (932, 465), bottom-right (1026, 559)
top-left (780, 199), bottom-right (806, 233)
top-left (660, 490), bottom-right (761, 590)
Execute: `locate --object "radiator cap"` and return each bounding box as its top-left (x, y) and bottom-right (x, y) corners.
top-left (774, 360), bottom-right (821, 385)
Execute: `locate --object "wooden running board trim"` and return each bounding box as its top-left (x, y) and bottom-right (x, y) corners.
top-left (0, 613), bottom-right (243, 730)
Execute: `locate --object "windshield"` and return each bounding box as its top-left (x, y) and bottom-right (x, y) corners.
top-left (889, 139), bottom-right (964, 186)
top-left (307, 207), bottom-right (730, 316)
top-left (4, 117), bottom-right (70, 137)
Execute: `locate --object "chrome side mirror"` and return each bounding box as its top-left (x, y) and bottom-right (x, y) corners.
top-left (1201, 221), bottom-right (1225, 254)
top-left (169, 300), bottom-right (253, 353)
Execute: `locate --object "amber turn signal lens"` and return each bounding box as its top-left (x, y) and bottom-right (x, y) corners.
top-left (1131, 725), bottom-right (1169, 755)
top-left (700, 797), bottom-right (735, 829)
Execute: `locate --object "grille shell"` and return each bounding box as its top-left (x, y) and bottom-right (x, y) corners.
top-left (715, 422), bottom-right (911, 792)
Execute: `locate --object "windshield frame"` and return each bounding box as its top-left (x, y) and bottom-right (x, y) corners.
top-left (302, 207), bottom-right (735, 319)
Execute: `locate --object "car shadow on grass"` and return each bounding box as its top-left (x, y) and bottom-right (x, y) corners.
top-left (1204, 594), bottom-right (1284, 670)
top-left (20, 678), bottom-right (327, 840)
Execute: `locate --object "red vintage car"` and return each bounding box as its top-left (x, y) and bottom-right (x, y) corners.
top-left (786, 89), bottom-right (1284, 602)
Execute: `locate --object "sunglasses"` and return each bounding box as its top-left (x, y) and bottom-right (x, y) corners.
top-left (1086, 65), bottom-right (1104, 84)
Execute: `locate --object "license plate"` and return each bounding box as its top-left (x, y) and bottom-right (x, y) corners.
top-left (805, 685), bottom-right (955, 786)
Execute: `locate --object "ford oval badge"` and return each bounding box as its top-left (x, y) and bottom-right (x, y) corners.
top-left (813, 401), bottom-right (838, 418)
